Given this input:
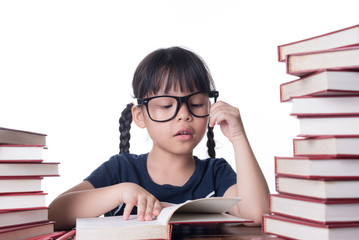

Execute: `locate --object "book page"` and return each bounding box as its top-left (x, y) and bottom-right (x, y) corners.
top-left (157, 197), bottom-right (242, 224)
top-left (77, 197), bottom-right (244, 228)
top-left (169, 213), bottom-right (248, 224)
top-left (175, 197), bottom-right (241, 213)
top-left (76, 215), bottom-right (163, 229)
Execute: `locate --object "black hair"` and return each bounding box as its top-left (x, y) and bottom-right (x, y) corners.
top-left (119, 46), bottom-right (216, 158)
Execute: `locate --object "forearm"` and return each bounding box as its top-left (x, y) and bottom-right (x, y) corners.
top-left (49, 184), bottom-right (122, 230)
top-left (232, 134), bottom-right (269, 224)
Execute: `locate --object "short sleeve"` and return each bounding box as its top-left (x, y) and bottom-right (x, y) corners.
top-left (212, 158), bottom-right (237, 197)
top-left (84, 155), bottom-right (122, 188)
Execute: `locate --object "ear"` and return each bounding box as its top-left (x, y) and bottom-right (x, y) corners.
top-left (132, 105), bottom-right (146, 129)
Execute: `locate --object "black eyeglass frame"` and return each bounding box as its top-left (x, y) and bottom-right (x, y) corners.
top-left (136, 91), bottom-right (219, 122)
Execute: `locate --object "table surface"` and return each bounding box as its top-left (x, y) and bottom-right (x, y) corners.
top-left (171, 223), bottom-right (277, 240)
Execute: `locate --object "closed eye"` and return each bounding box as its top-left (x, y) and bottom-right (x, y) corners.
top-left (191, 104), bottom-right (204, 108)
top-left (161, 105), bottom-right (173, 109)
top-left (156, 104), bottom-right (175, 110)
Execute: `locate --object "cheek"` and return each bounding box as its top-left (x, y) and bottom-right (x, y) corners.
top-left (145, 122), bottom-right (170, 142)
top-left (196, 118), bottom-right (209, 138)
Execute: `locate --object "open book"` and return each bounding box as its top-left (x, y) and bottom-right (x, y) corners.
top-left (76, 197), bottom-right (251, 240)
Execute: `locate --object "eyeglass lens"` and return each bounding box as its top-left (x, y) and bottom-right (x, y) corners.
top-left (147, 92), bottom-right (214, 121)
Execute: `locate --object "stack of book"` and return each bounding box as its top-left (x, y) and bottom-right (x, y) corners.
top-left (0, 127), bottom-right (60, 239)
top-left (262, 25), bottom-right (359, 239)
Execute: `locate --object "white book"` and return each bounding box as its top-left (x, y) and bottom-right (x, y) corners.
top-left (0, 162), bottom-right (59, 176)
top-left (298, 116), bottom-right (359, 137)
top-left (280, 71), bottom-right (359, 102)
top-left (293, 137), bottom-right (359, 157)
top-left (0, 145), bottom-right (44, 161)
top-left (76, 197), bottom-right (250, 240)
top-left (291, 96), bottom-right (359, 116)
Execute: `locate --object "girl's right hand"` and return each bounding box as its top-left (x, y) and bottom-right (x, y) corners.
top-left (119, 182), bottom-right (162, 221)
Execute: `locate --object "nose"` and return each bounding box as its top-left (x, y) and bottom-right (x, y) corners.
top-left (177, 103), bottom-right (193, 121)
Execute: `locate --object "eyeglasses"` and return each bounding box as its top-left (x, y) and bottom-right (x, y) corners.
top-left (136, 91), bottom-right (219, 122)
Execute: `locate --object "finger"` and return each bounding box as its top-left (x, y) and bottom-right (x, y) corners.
top-left (144, 199), bottom-right (155, 221)
top-left (123, 201), bottom-right (135, 220)
top-left (211, 107), bottom-right (240, 126)
top-left (209, 102), bottom-right (232, 127)
top-left (136, 197), bottom-right (146, 221)
top-left (152, 200), bottom-right (163, 217)
top-left (209, 109), bottom-right (228, 127)
top-left (210, 101), bottom-right (229, 114)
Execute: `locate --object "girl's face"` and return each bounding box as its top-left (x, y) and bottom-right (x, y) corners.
top-left (133, 87), bottom-right (210, 157)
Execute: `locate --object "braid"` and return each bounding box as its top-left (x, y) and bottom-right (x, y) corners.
top-left (206, 125), bottom-right (216, 158)
top-left (119, 103), bottom-right (134, 154)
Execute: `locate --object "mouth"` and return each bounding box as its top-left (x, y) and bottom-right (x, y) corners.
top-left (174, 129), bottom-right (193, 137)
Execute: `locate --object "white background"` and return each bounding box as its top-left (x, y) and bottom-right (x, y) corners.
top-left (1, 0), bottom-right (358, 205)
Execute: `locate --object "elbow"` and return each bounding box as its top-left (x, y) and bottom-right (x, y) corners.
top-left (48, 197), bottom-right (76, 231)
top-left (250, 203), bottom-right (269, 226)
top-left (244, 201), bottom-right (269, 226)
top-left (244, 210), bottom-right (267, 226)
top-left (244, 214), bottom-right (263, 226)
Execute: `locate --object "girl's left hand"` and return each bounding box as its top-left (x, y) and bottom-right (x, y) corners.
top-left (209, 101), bottom-right (245, 143)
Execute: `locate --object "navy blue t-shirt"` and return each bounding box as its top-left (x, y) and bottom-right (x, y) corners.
top-left (85, 153), bottom-right (236, 216)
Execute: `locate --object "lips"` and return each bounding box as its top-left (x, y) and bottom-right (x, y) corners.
top-left (174, 128), bottom-right (193, 137)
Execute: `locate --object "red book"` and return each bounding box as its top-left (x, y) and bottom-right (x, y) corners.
top-left (0, 162), bottom-right (59, 177)
top-left (293, 136), bottom-right (359, 157)
top-left (269, 194), bottom-right (359, 224)
top-left (290, 96), bottom-right (359, 117)
top-left (275, 156), bottom-right (359, 179)
top-left (0, 127), bottom-right (46, 146)
top-left (26, 230), bottom-right (76, 240)
top-left (54, 229), bottom-right (76, 240)
top-left (26, 231), bottom-right (67, 240)
top-left (0, 221), bottom-right (54, 240)
top-left (278, 24), bottom-right (359, 62)
top-left (275, 175), bottom-right (359, 199)
top-left (0, 207), bottom-right (48, 228)
top-left (297, 115), bottom-right (359, 137)
top-left (0, 145), bottom-right (45, 162)
top-left (286, 45), bottom-right (359, 76)
top-left (0, 192), bottom-right (47, 211)
top-left (262, 214), bottom-right (359, 239)
top-left (0, 176), bottom-right (43, 193)
top-left (280, 70), bottom-right (359, 102)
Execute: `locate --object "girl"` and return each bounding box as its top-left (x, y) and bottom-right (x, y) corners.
top-left (49, 46), bottom-right (269, 230)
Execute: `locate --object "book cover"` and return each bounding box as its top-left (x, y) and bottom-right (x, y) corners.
top-left (0, 127), bottom-right (46, 146)
top-left (278, 24), bottom-right (359, 62)
top-left (76, 197), bottom-right (251, 240)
